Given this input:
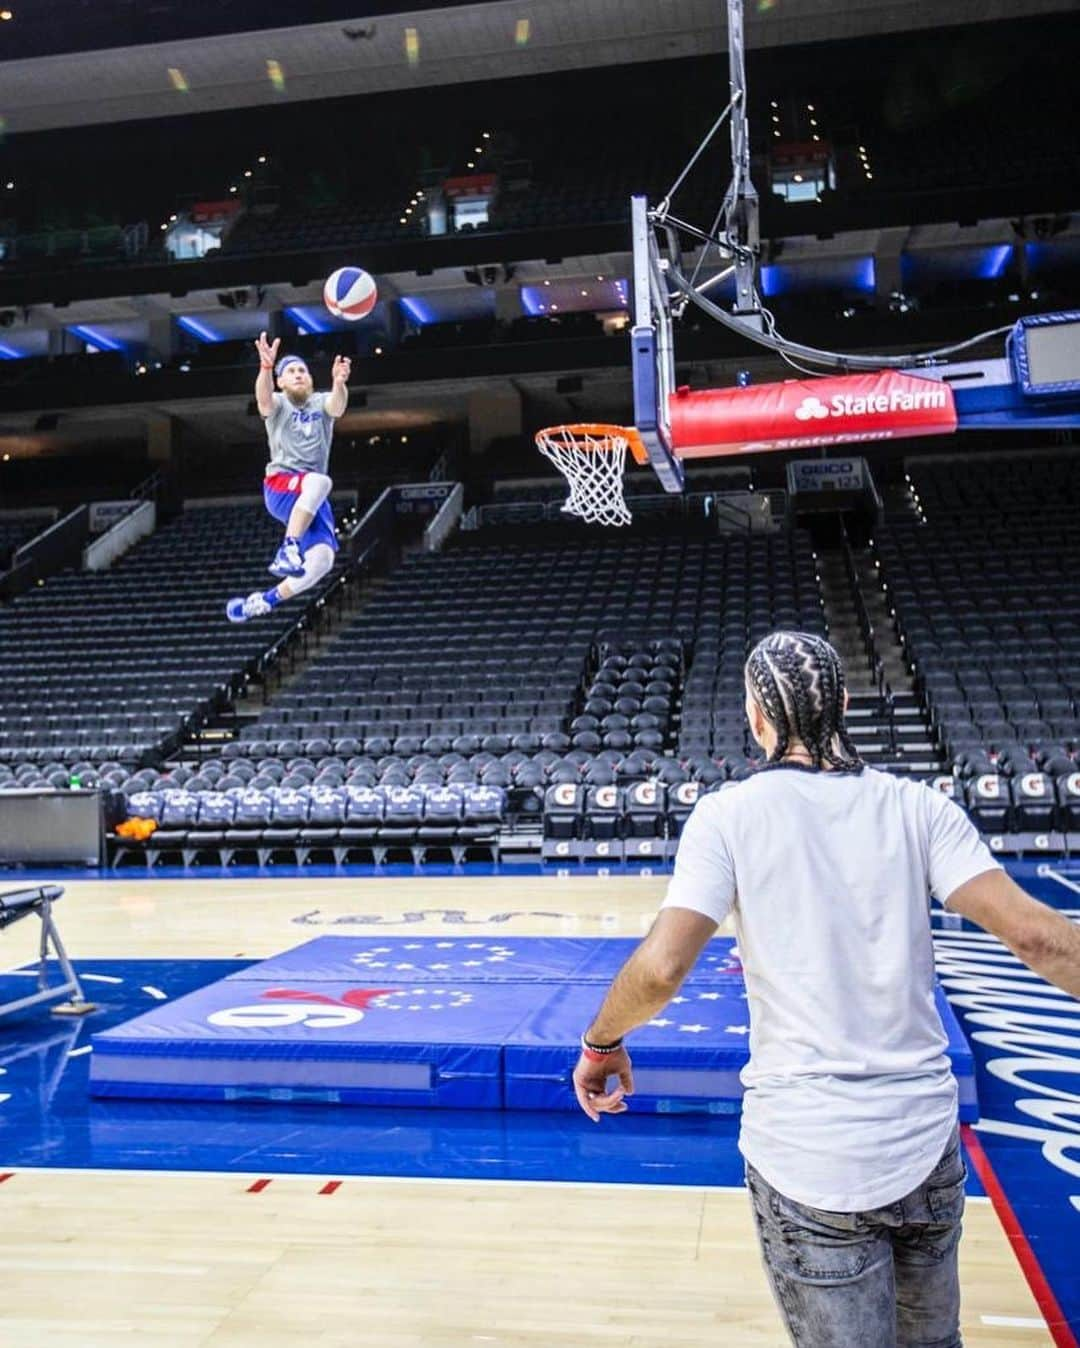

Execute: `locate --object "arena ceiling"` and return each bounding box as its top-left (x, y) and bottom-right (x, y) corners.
top-left (2, 0), bottom-right (1075, 136)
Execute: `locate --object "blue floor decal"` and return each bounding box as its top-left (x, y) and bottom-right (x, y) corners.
top-left (933, 902), bottom-right (1080, 1338)
top-left (0, 958), bottom-right (747, 1187)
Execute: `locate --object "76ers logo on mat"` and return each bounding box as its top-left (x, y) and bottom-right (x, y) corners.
top-left (207, 986), bottom-right (474, 1029)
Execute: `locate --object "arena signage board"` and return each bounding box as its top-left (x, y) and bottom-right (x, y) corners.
top-left (670, 371), bottom-right (958, 458)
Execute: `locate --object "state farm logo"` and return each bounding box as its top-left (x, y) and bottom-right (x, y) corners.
top-left (794, 396), bottom-right (830, 422)
top-left (793, 386), bottom-right (948, 421)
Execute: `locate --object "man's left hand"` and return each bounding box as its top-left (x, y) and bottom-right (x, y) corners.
top-left (573, 1046), bottom-right (634, 1123)
top-left (332, 355), bottom-right (352, 384)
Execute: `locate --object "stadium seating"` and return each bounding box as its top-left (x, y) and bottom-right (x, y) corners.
top-left (7, 454), bottom-right (1074, 868)
top-left (0, 503), bottom-right (341, 775)
top-left (873, 452), bottom-right (1080, 845)
top-left (117, 781), bottom-right (505, 867)
top-left (101, 523), bottom-right (829, 865)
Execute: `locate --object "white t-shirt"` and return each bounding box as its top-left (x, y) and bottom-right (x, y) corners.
top-left (661, 764), bottom-right (999, 1211)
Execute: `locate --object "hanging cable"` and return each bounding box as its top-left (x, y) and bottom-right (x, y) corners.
top-left (664, 257), bottom-right (1014, 371)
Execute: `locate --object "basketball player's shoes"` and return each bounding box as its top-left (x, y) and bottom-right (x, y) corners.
top-left (269, 537), bottom-right (304, 578)
top-left (226, 591), bottom-right (273, 623)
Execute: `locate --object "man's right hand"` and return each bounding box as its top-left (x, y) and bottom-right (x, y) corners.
top-left (573, 1045), bottom-right (634, 1122)
top-left (255, 331), bottom-right (280, 369)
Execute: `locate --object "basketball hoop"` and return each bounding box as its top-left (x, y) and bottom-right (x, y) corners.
top-left (535, 423), bottom-right (648, 527)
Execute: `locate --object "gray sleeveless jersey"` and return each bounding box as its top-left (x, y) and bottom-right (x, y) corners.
top-left (264, 391), bottom-right (334, 475)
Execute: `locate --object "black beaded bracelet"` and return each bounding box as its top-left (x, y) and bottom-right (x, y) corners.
top-left (581, 1033), bottom-right (624, 1055)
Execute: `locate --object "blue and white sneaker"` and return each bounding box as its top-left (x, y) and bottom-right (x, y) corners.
top-left (269, 537), bottom-right (305, 578)
top-left (226, 591), bottom-right (273, 623)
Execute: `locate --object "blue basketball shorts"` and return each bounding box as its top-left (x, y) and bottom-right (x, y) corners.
top-left (263, 471), bottom-right (339, 553)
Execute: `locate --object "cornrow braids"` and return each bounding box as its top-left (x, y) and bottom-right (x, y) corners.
top-left (745, 631), bottom-right (864, 772)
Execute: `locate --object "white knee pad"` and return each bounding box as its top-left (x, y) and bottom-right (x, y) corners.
top-left (298, 472), bottom-right (332, 513)
top-left (288, 543), bottom-right (335, 595)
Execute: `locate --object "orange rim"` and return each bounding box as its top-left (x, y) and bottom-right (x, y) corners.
top-left (534, 423), bottom-right (649, 467)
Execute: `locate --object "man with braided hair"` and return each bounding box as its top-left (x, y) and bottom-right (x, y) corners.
top-left (743, 630), bottom-right (863, 770)
top-left (573, 630), bottom-right (1080, 1347)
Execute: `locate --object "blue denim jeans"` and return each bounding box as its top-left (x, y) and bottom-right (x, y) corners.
top-left (746, 1127), bottom-right (965, 1347)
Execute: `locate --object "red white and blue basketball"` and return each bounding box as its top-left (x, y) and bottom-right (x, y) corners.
top-left (323, 266), bottom-right (378, 321)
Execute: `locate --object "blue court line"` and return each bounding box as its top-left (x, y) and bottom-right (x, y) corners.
top-left (0, 958), bottom-right (749, 1185)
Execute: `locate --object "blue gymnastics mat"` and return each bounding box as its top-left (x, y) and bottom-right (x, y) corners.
top-left (89, 937), bottom-right (976, 1118)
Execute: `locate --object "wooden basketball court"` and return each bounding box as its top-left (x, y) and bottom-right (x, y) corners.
top-left (0, 875), bottom-right (1052, 1346)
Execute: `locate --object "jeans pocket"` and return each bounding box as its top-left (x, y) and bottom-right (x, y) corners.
top-left (926, 1173), bottom-right (966, 1224)
top-left (926, 1131), bottom-right (967, 1224)
top-left (765, 1193), bottom-right (871, 1282)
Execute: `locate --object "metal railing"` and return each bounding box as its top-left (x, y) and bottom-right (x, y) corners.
top-left (1, 505), bottom-right (91, 601)
top-left (83, 499), bottom-right (155, 571)
top-left (424, 482), bottom-right (464, 552)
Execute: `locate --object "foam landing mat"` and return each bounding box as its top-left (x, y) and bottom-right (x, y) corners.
top-left (89, 936), bottom-right (977, 1117)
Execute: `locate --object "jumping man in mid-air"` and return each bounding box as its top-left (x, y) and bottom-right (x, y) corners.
top-left (226, 331), bottom-right (350, 622)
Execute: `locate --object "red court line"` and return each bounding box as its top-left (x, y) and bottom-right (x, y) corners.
top-left (319, 1180), bottom-right (342, 1195)
top-left (961, 1124), bottom-right (1079, 1348)
top-left (246, 1177), bottom-right (272, 1193)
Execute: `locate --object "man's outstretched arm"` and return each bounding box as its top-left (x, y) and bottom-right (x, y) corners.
top-left (946, 868), bottom-right (1080, 998)
top-left (254, 331), bottom-right (278, 417)
top-left (586, 906), bottom-right (718, 1044)
top-left (573, 906), bottom-right (717, 1121)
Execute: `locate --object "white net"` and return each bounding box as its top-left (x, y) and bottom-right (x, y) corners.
top-left (535, 424), bottom-right (632, 527)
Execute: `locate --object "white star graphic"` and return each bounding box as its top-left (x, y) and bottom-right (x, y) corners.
top-left (435, 942), bottom-right (455, 949)
top-left (679, 1023), bottom-right (709, 1033)
top-left (649, 1018), bottom-right (673, 1028)
top-left (408, 1004), bottom-right (422, 1011)
top-left (403, 943), bottom-right (423, 950)
top-left (670, 996), bottom-right (687, 1004)
top-left (487, 956), bottom-right (508, 963)
top-left (372, 947), bottom-right (391, 954)
top-left (394, 963), bottom-right (415, 971)
top-left (466, 943), bottom-right (486, 950)
top-left (463, 960), bottom-right (483, 967)
top-left (430, 963), bottom-right (450, 971)
top-left (724, 1025), bottom-right (749, 1035)
top-left (430, 1004), bottom-right (443, 1011)
top-left (697, 992), bottom-right (721, 1001)
top-left (369, 961), bottom-right (387, 968)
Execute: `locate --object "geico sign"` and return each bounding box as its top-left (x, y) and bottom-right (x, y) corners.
top-left (796, 459), bottom-right (856, 473)
top-left (208, 1003), bottom-right (365, 1029)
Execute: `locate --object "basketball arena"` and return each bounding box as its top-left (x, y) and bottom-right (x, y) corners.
top-left (1, 2), bottom-right (1079, 1343)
